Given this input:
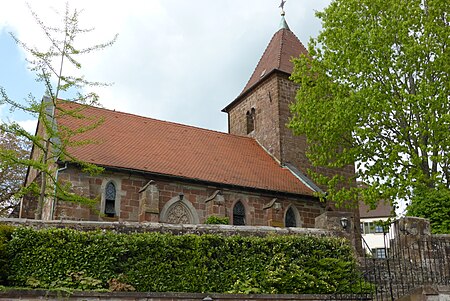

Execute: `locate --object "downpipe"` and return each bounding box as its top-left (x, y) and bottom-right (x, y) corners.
top-left (50, 162), bottom-right (68, 220)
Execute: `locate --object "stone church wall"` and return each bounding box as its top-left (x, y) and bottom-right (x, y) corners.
top-left (228, 72), bottom-right (355, 189)
top-left (26, 165), bottom-right (325, 227)
top-left (226, 71), bottom-right (360, 245)
top-left (227, 73), bottom-right (282, 159)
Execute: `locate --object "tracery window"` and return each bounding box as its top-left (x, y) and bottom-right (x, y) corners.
top-left (285, 207), bottom-right (297, 227)
top-left (104, 182), bottom-right (116, 217)
top-left (166, 202), bottom-right (192, 224)
top-left (233, 201), bottom-right (245, 225)
top-left (160, 195), bottom-right (199, 224)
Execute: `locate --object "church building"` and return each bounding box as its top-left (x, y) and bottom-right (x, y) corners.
top-left (20, 12), bottom-right (355, 228)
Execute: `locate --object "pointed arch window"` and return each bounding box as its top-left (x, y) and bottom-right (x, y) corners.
top-left (233, 201), bottom-right (246, 225)
top-left (285, 207), bottom-right (297, 227)
top-left (246, 108), bottom-right (256, 134)
top-left (104, 182), bottom-right (116, 217)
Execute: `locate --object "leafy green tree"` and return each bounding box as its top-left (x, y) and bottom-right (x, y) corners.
top-left (289, 0), bottom-right (449, 216)
top-left (407, 186), bottom-right (450, 233)
top-left (0, 3), bottom-right (117, 219)
top-left (0, 124), bottom-right (31, 216)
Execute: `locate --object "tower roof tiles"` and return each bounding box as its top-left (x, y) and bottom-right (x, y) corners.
top-left (223, 19), bottom-right (308, 112)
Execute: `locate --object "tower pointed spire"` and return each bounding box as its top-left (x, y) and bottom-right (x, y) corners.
top-left (223, 0), bottom-right (308, 111)
top-left (279, 14), bottom-right (290, 30)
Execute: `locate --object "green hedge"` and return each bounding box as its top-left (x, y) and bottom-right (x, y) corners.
top-left (0, 224), bottom-right (15, 284)
top-left (4, 227), bottom-right (371, 293)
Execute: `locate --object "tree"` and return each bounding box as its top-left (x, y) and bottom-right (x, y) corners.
top-left (0, 124), bottom-right (31, 216)
top-left (407, 186), bottom-right (450, 233)
top-left (0, 2), bottom-right (117, 219)
top-left (289, 0), bottom-right (450, 219)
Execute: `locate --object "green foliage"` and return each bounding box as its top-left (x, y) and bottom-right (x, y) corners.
top-left (204, 216), bottom-right (229, 225)
top-left (4, 227), bottom-right (371, 294)
top-left (0, 225), bottom-right (15, 284)
top-left (407, 186), bottom-right (450, 234)
top-left (289, 0), bottom-right (450, 211)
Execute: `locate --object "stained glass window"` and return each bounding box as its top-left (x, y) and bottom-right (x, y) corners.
top-left (105, 182), bottom-right (116, 217)
top-left (285, 207), bottom-right (296, 227)
top-left (233, 201), bottom-right (245, 225)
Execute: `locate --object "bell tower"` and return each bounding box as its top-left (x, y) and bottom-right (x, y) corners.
top-left (222, 12), bottom-right (355, 188)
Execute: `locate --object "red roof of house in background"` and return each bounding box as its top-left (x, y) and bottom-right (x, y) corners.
top-left (56, 102), bottom-right (314, 196)
top-left (223, 26), bottom-right (308, 112)
top-left (359, 201), bottom-right (394, 218)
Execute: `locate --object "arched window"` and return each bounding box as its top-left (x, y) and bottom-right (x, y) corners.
top-left (104, 182), bottom-right (116, 217)
top-left (246, 108), bottom-right (255, 134)
top-left (285, 207), bottom-right (297, 227)
top-left (233, 201), bottom-right (245, 225)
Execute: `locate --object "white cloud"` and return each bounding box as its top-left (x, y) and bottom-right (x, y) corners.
top-left (1, 104), bottom-right (37, 134)
top-left (18, 118), bottom-right (38, 134)
top-left (0, 104), bottom-right (5, 120)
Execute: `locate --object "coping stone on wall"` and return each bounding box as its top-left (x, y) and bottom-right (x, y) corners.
top-left (0, 218), bottom-right (334, 237)
top-left (396, 285), bottom-right (450, 301)
top-left (0, 289), bottom-right (374, 301)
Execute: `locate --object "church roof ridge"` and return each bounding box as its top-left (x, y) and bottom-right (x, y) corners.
top-left (62, 100), bottom-right (246, 140)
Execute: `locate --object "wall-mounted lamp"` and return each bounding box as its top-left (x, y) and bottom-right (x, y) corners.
top-left (179, 193), bottom-right (184, 201)
top-left (340, 217), bottom-right (349, 230)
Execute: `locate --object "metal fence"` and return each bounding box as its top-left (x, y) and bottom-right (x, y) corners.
top-left (359, 219), bottom-right (450, 301)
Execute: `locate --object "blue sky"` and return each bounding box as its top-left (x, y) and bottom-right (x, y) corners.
top-left (0, 29), bottom-right (43, 129)
top-left (0, 0), bottom-right (330, 133)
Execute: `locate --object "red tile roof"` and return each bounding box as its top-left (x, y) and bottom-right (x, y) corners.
top-left (359, 201), bottom-right (394, 218)
top-left (56, 102), bottom-right (314, 196)
top-left (241, 28), bottom-right (308, 95)
top-left (223, 27), bottom-right (308, 112)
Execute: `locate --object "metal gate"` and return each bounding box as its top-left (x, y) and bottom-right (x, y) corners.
top-left (359, 219), bottom-right (450, 300)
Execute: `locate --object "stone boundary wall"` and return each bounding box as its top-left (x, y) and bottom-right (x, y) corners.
top-left (0, 218), bottom-right (362, 301)
top-left (397, 285), bottom-right (450, 301)
top-left (434, 234), bottom-right (450, 241)
top-left (0, 290), bottom-right (371, 301)
top-left (0, 218), bottom-right (336, 237)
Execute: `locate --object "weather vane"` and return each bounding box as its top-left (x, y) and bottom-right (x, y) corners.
top-left (279, 0), bottom-right (286, 15)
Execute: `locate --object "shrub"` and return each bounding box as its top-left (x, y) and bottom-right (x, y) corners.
top-left (204, 216), bottom-right (229, 225)
top-left (5, 227), bottom-right (370, 293)
top-left (0, 224), bottom-right (15, 284)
